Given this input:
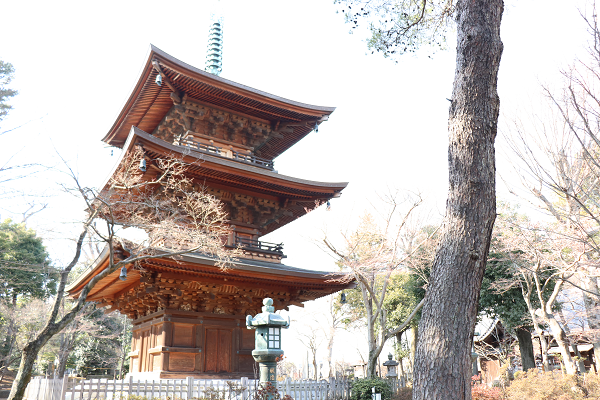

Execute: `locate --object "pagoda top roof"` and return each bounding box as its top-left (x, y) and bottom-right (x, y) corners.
top-left (104, 45), bottom-right (335, 159)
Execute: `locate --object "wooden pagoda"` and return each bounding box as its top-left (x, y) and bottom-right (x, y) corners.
top-left (67, 46), bottom-right (350, 379)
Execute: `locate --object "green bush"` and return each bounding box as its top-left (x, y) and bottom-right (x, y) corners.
top-left (351, 378), bottom-right (392, 400)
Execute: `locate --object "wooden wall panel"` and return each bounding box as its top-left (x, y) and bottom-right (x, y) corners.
top-left (131, 357), bottom-right (139, 373)
top-left (169, 353), bottom-right (195, 372)
top-left (152, 323), bottom-right (164, 346)
top-left (140, 330), bottom-right (150, 372)
top-left (239, 355), bottom-right (255, 373)
top-left (241, 328), bottom-right (254, 349)
top-left (204, 328), bottom-right (232, 373)
top-left (153, 354), bottom-right (162, 372)
top-left (218, 330), bottom-right (232, 373)
top-left (173, 323), bottom-right (194, 347)
top-left (205, 329), bottom-right (219, 372)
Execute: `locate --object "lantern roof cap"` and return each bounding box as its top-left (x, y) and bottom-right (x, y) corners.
top-left (246, 297), bottom-right (290, 329)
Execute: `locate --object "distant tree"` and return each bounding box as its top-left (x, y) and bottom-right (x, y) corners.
top-left (296, 322), bottom-right (324, 380)
top-left (323, 294), bottom-right (347, 378)
top-left (323, 193), bottom-right (429, 378)
top-left (504, 9), bottom-right (600, 374)
top-left (0, 60), bottom-right (17, 124)
top-left (479, 249), bottom-right (537, 372)
top-left (489, 206), bottom-right (584, 375)
top-left (0, 220), bottom-right (54, 379)
top-left (0, 220), bottom-right (54, 303)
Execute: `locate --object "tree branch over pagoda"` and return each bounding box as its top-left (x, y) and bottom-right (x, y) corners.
top-left (8, 148), bottom-right (239, 400)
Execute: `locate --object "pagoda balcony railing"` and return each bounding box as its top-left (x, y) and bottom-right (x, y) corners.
top-left (235, 236), bottom-right (284, 254)
top-left (231, 151), bottom-right (274, 169)
top-left (178, 138), bottom-right (221, 155)
top-left (176, 137), bottom-right (275, 170)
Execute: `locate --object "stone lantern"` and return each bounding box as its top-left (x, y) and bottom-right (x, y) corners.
top-left (383, 353), bottom-right (398, 378)
top-left (246, 298), bottom-right (290, 386)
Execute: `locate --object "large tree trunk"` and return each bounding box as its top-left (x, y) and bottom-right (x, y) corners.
top-left (8, 339), bottom-right (45, 400)
top-left (412, 1), bottom-right (503, 399)
top-left (515, 327), bottom-right (536, 371)
top-left (408, 325), bottom-right (417, 376)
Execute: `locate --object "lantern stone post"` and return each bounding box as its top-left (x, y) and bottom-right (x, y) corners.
top-left (246, 298), bottom-right (290, 388)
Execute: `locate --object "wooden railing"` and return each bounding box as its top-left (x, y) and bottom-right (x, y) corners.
top-left (176, 138), bottom-right (274, 170)
top-left (235, 236), bottom-right (284, 254)
top-left (178, 138), bottom-right (222, 155)
top-left (232, 151), bottom-right (274, 170)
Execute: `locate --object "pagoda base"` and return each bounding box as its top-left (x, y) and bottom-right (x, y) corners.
top-left (128, 309), bottom-right (257, 378)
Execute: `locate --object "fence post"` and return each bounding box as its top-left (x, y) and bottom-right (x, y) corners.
top-left (128, 375), bottom-right (133, 396)
top-left (186, 376), bottom-right (193, 399)
top-left (241, 377), bottom-right (248, 400)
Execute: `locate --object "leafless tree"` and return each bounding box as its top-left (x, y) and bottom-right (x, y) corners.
top-left (323, 192), bottom-right (430, 378)
top-left (322, 295), bottom-right (346, 378)
top-left (296, 323), bottom-right (324, 380)
top-left (503, 7), bottom-right (600, 374)
top-left (490, 208), bottom-right (586, 375)
top-left (8, 148), bottom-right (238, 400)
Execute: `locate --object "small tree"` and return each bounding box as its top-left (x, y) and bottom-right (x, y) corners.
top-left (323, 193), bottom-right (428, 378)
top-left (8, 148), bottom-right (237, 400)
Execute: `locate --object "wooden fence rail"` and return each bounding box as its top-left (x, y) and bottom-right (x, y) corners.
top-left (23, 376), bottom-right (361, 400)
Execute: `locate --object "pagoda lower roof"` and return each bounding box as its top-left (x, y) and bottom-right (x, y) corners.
top-left (66, 245), bottom-right (353, 316)
top-left (103, 45), bottom-right (335, 160)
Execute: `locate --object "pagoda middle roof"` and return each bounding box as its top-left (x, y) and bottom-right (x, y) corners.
top-left (100, 126), bottom-right (348, 235)
top-left (104, 45), bottom-right (335, 160)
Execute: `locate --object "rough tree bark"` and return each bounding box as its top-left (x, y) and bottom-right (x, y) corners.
top-left (515, 328), bottom-right (536, 371)
top-left (412, 1), bottom-right (503, 399)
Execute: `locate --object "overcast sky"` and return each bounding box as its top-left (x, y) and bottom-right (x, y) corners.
top-left (0, 0), bottom-right (592, 367)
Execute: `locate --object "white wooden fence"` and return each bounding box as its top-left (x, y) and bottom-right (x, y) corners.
top-left (23, 376), bottom-right (354, 400)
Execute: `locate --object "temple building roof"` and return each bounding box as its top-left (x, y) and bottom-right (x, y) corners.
top-left (104, 45), bottom-right (335, 160)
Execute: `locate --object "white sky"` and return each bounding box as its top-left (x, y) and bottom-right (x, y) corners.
top-left (0, 0), bottom-right (593, 371)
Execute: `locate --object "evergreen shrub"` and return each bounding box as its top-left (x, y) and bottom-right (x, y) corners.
top-left (351, 378), bottom-right (392, 400)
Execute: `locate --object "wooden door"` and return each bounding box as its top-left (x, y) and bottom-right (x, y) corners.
top-left (205, 328), bottom-right (232, 373)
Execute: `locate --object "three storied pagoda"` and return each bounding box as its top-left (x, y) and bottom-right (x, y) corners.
top-left (67, 46), bottom-right (350, 379)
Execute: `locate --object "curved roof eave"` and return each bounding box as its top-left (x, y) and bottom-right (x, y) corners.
top-left (66, 244), bottom-right (352, 297)
top-left (103, 45), bottom-right (336, 147)
top-left (150, 45), bottom-right (336, 113)
top-left (130, 126), bottom-right (348, 193)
